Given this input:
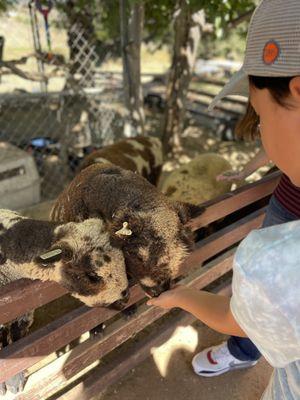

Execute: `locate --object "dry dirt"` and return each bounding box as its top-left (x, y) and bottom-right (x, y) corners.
top-left (97, 323), bottom-right (272, 400)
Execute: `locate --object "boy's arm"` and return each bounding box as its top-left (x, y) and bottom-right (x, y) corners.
top-left (147, 286), bottom-right (247, 337)
top-left (217, 148), bottom-right (270, 181)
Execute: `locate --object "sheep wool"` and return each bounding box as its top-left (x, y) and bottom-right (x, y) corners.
top-left (160, 153), bottom-right (232, 205)
top-left (0, 209), bottom-right (129, 308)
top-left (79, 136), bottom-right (163, 186)
top-left (51, 163), bottom-right (204, 297)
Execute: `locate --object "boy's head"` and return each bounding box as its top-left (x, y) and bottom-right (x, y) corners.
top-left (210, 0), bottom-right (300, 186)
top-left (249, 75), bottom-right (300, 185)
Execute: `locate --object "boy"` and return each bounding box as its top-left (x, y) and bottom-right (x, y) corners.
top-left (148, 1), bottom-right (300, 398)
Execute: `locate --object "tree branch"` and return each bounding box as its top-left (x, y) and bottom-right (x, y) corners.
top-left (0, 61), bottom-right (66, 82)
top-left (226, 8), bottom-right (255, 30)
top-left (0, 60), bottom-right (47, 82)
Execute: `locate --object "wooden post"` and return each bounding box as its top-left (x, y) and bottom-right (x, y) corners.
top-left (162, 3), bottom-right (206, 155)
top-left (120, 0), bottom-right (145, 136)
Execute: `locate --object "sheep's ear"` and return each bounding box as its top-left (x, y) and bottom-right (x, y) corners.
top-left (173, 201), bottom-right (205, 224)
top-left (37, 248), bottom-right (63, 266)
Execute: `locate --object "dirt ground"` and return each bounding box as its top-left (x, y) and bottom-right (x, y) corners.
top-left (98, 323), bottom-right (272, 400)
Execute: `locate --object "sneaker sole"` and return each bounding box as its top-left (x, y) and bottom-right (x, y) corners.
top-left (192, 360), bottom-right (257, 377)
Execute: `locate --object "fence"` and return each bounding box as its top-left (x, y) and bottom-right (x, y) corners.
top-left (0, 2), bottom-right (125, 202)
top-left (0, 171), bottom-right (281, 400)
top-left (0, 1), bottom-right (250, 208)
top-left (144, 74), bottom-right (247, 141)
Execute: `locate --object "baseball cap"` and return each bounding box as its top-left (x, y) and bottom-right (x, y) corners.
top-left (209, 0), bottom-right (300, 111)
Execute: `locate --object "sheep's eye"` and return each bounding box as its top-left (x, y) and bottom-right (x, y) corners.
top-left (62, 247), bottom-right (73, 261)
top-left (86, 271), bottom-right (103, 284)
top-left (86, 271), bottom-right (104, 286)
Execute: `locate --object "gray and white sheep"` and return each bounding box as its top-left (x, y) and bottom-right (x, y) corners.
top-left (0, 209), bottom-right (128, 395)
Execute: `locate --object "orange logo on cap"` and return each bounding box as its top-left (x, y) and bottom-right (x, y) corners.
top-left (263, 40), bottom-right (280, 65)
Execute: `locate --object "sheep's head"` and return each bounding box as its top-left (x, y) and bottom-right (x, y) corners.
top-left (35, 218), bottom-right (129, 309)
top-left (109, 202), bottom-right (204, 298)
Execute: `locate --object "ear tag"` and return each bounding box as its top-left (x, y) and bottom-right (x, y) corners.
top-left (115, 222), bottom-right (132, 237)
top-left (39, 248), bottom-right (63, 265)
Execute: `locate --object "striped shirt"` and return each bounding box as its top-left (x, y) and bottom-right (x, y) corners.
top-left (274, 174), bottom-right (300, 218)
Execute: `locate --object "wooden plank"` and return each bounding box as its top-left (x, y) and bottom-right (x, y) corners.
top-left (0, 249), bottom-right (234, 384)
top-left (0, 285), bottom-right (144, 383)
top-left (0, 174), bottom-right (278, 325)
top-left (182, 207), bottom-right (265, 273)
top-left (188, 171), bottom-right (281, 231)
top-left (0, 203), bottom-right (263, 378)
top-left (57, 283), bottom-right (232, 400)
top-left (0, 279), bottom-right (67, 325)
top-left (188, 95), bottom-right (243, 117)
top-left (189, 88), bottom-right (247, 106)
top-left (12, 254), bottom-right (234, 399)
top-left (191, 76), bottom-right (227, 87)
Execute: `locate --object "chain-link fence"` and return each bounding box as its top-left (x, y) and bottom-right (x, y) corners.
top-left (0, 1), bottom-right (127, 205)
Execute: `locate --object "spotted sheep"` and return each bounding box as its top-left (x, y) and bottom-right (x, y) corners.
top-left (79, 136), bottom-right (163, 186)
top-left (51, 163), bottom-right (204, 297)
top-left (0, 209), bottom-right (128, 395)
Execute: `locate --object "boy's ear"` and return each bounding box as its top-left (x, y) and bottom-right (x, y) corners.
top-left (173, 201), bottom-right (205, 224)
top-left (289, 77), bottom-right (300, 103)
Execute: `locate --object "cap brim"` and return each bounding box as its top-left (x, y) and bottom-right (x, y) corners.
top-left (208, 68), bottom-right (249, 111)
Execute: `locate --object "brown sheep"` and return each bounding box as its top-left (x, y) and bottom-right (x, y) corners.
top-left (51, 164), bottom-right (204, 297)
top-left (79, 136), bottom-right (163, 186)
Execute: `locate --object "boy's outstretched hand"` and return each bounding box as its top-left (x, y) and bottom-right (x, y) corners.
top-left (147, 284), bottom-right (246, 337)
top-left (146, 285), bottom-right (187, 309)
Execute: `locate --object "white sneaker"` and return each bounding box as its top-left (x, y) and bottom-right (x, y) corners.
top-left (192, 341), bottom-right (257, 377)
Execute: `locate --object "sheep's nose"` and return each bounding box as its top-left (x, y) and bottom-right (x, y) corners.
top-left (141, 280), bottom-right (171, 298)
top-left (121, 287), bottom-right (130, 302)
top-left (109, 287), bottom-right (130, 310)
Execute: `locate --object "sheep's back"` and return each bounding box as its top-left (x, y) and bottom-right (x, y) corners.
top-left (79, 136), bottom-right (163, 185)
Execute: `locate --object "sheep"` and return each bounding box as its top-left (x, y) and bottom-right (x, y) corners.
top-left (160, 153), bottom-right (232, 205)
top-left (79, 136), bottom-right (163, 186)
top-left (0, 209), bottom-right (129, 395)
top-left (0, 209), bottom-right (129, 308)
top-left (51, 163), bottom-right (204, 298)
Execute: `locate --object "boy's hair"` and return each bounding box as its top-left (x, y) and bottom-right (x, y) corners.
top-left (249, 75), bottom-right (293, 108)
top-left (235, 75), bottom-right (294, 141)
top-left (235, 101), bottom-right (259, 141)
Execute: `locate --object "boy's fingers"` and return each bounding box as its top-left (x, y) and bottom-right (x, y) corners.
top-left (147, 297), bottom-right (163, 306)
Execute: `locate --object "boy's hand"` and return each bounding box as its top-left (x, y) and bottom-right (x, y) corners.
top-left (216, 170), bottom-right (245, 182)
top-left (146, 285), bottom-right (188, 309)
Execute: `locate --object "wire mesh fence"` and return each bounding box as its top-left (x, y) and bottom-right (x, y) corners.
top-left (0, 1), bottom-right (126, 205)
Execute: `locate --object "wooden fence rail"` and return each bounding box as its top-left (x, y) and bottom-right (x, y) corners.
top-left (0, 171), bottom-right (281, 399)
